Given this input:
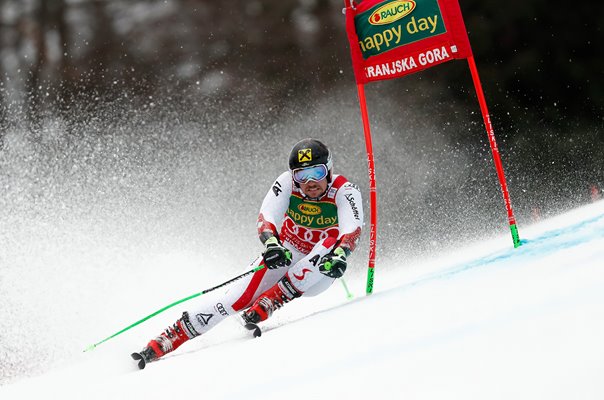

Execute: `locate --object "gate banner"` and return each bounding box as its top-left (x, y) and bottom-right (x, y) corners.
top-left (345, 0), bottom-right (473, 83)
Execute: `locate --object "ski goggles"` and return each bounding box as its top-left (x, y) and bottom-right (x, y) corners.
top-left (292, 164), bottom-right (329, 184)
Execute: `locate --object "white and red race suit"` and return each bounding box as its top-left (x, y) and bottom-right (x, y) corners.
top-left (180, 171), bottom-right (363, 336)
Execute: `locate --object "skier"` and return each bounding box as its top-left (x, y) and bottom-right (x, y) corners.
top-left (132, 138), bottom-right (363, 368)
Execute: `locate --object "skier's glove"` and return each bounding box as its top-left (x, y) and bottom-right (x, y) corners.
top-left (319, 247), bottom-right (347, 278)
top-left (262, 236), bottom-right (292, 269)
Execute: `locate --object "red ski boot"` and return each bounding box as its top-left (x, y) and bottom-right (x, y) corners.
top-left (242, 275), bottom-right (302, 325)
top-left (131, 312), bottom-right (198, 369)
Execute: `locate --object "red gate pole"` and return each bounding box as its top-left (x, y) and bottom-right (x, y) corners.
top-left (467, 56), bottom-right (521, 248)
top-left (356, 83), bottom-right (378, 294)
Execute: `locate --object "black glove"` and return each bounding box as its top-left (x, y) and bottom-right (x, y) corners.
top-left (319, 247), bottom-right (347, 278)
top-left (262, 236), bottom-right (292, 269)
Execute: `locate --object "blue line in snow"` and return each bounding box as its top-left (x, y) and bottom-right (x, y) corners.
top-left (404, 211), bottom-right (604, 288)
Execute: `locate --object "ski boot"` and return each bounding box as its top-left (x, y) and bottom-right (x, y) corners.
top-left (131, 312), bottom-right (198, 369)
top-left (241, 275), bottom-right (302, 335)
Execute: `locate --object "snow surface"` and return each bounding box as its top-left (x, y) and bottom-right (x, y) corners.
top-left (1, 201), bottom-right (603, 400)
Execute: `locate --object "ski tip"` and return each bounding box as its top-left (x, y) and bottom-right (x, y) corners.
top-left (244, 323), bottom-right (262, 338)
top-left (131, 352), bottom-right (147, 370)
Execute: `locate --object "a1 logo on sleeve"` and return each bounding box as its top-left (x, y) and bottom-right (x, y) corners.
top-left (272, 180), bottom-right (282, 196)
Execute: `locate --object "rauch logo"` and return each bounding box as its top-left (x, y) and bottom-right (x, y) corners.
top-left (369, 0), bottom-right (416, 26)
top-left (298, 204), bottom-right (322, 215)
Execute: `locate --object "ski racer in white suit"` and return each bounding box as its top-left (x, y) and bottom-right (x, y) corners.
top-left (133, 138), bottom-right (363, 367)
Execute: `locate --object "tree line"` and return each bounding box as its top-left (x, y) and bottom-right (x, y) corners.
top-left (1, 0), bottom-right (600, 124)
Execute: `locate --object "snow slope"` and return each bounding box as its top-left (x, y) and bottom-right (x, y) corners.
top-left (1, 200), bottom-right (603, 400)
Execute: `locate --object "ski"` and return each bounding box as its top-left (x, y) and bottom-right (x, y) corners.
top-left (244, 322), bottom-right (262, 338)
top-left (131, 324), bottom-right (260, 369)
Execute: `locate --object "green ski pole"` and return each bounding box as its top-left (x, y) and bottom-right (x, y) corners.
top-left (340, 278), bottom-right (354, 300)
top-left (84, 264), bottom-right (266, 352)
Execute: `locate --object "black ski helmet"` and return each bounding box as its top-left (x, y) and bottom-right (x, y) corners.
top-left (288, 138), bottom-right (333, 181)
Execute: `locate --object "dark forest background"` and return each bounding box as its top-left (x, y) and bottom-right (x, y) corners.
top-left (1, 0), bottom-right (601, 125)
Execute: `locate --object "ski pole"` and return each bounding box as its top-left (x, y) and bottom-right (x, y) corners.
top-left (84, 264), bottom-right (266, 352)
top-left (325, 238), bottom-right (354, 300)
top-left (340, 278), bottom-right (354, 300)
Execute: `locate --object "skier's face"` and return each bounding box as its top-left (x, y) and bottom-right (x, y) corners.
top-left (300, 178), bottom-right (328, 199)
